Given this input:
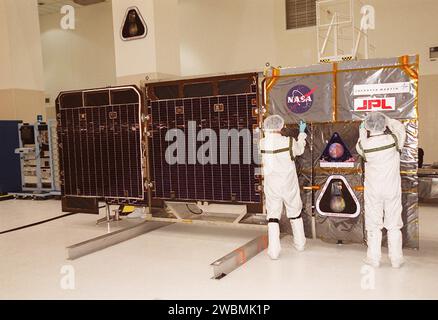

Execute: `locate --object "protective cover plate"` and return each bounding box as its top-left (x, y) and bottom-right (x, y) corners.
top-left (56, 86), bottom-right (145, 205)
top-left (266, 55), bottom-right (419, 123)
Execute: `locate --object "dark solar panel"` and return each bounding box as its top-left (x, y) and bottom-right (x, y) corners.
top-left (218, 78), bottom-right (253, 95)
top-left (56, 86), bottom-right (144, 204)
top-left (183, 82), bottom-right (214, 98)
top-left (147, 75), bottom-right (261, 204)
top-left (84, 90), bottom-right (109, 107)
top-left (153, 84), bottom-right (179, 100)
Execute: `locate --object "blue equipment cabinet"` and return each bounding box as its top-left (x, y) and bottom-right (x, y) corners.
top-left (0, 120), bottom-right (22, 193)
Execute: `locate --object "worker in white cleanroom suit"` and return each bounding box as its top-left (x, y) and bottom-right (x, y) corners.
top-left (260, 115), bottom-right (307, 260)
top-left (356, 112), bottom-right (406, 268)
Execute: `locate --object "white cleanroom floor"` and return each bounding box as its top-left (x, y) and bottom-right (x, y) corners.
top-left (0, 200), bottom-right (437, 299)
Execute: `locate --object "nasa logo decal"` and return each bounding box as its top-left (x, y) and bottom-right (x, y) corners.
top-left (286, 85), bottom-right (317, 114)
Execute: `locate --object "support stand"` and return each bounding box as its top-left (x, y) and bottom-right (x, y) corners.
top-left (210, 234), bottom-right (268, 280)
top-left (66, 221), bottom-right (172, 260)
top-left (96, 203), bottom-right (122, 224)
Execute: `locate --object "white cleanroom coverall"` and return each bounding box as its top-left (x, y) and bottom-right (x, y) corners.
top-left (356, 116), bottom-right (406, 268)
top-left (260, 130), bottom-right (307, 259)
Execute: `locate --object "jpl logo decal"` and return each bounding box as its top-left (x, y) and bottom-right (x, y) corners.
top-left (354, 97), bottom-right (396, 111)
top-left (286, 85), bottom-right (317, 114)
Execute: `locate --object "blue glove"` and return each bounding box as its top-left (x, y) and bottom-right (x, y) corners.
top-left (360, 121), bottom-right (366, 129)
top-left (299, 120), bottom-right (307, 133)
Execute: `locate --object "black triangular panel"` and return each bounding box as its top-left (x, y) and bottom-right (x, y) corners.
top-left (320, 132), bottom-right (352, 162)
top-left (121, 7), bottom-right (147, 41)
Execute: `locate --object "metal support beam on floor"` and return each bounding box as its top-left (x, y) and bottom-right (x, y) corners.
top-left (210, 233), bottom-right (268, 280)
top-left (67, 221), bottom-right (172, 260)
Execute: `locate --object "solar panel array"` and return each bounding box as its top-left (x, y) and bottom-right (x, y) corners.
top-left (56, 86), bottom-right (144, 204)
top-left (147, 74), bottom-right (261, 204)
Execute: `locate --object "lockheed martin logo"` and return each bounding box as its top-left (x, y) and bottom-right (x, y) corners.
top-left (286, 85), bottom-right (317, 114)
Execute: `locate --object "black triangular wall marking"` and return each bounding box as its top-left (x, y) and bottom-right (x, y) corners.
top-left (320, 132), bottom-right (353, 162)
top-left (121, 7), bottom-right (147, 41)
top-left (316, 175), bottom-right (361, 218)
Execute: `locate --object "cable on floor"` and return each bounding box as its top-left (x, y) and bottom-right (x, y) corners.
top-left (0, 212), bottom-right (78, 235)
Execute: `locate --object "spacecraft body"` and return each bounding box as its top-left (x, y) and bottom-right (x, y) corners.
top-left (265, 55), bottom-right (419, 248)
top-left (56, 55), bottom-right (418, 248)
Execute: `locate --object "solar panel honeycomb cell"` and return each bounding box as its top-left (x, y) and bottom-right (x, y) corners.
top-left (146, 73), bottom-right (261, 204)
top-left (56, 86), bottom-right (145, 204)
